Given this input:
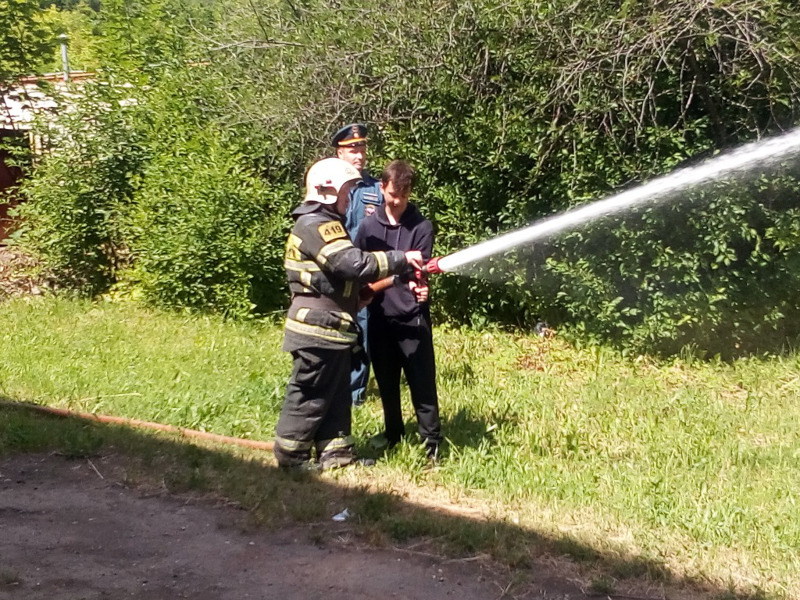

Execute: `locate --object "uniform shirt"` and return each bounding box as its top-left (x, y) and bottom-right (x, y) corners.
top-left (283, 202), bottom-right (407, 351)
top-left (344, 171), bottom-right (383, 238)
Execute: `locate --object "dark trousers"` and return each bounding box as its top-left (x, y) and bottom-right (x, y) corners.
top-left (368, 312), bottom-right (442, 449)
top-left (349, 307), bottom-right (370, 404)
top-left (275, 346), bottom-right (352, 456)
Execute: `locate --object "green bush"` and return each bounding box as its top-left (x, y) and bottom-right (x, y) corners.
top-left (123, 128), bottom-right (293, 316)
top-left (525, 170), bottom-right (800, 355)
top-left (18, 80), bottom-right (149, 294)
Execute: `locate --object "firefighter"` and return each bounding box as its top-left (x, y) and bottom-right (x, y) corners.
top-left (331, 123), bottom-right (384, 407)
top-left (274, 157), bottom-right (423, 470)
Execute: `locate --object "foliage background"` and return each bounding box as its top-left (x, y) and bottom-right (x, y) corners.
top-left (9, 0), bottom-right (800, 355)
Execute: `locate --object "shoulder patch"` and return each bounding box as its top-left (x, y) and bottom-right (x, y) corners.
top-left (318, 221), bottom-right (347, 242)
top-left (362, 192), bottom-right (381, 204)
top-left (285, 233), bottom-right (303, 260)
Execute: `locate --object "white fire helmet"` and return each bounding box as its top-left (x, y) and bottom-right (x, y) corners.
top-left (304, 157), bottom-right (362, 204)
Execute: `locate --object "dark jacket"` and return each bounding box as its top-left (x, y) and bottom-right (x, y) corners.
top-left (283, 202), bottom-right (407, 351)
top-left (354, 203), bottom-right (433, 319)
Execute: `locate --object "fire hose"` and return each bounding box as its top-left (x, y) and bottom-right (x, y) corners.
top-left (2, 265), bottom-right (449, 454)
top-left (0, 400), bottom-right (275, 451)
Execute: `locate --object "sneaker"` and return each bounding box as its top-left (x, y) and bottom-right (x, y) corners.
top-left (425, 441), bottom-right (441, 464)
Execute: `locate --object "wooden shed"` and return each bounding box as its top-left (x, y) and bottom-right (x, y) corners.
top-left (0, 73), bottom-right (93, 243)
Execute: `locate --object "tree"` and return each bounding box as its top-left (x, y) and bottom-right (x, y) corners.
top-left (0, 0), bottom-right (55, 82)
top-left (17, 0), bottom-right (800, 353)
top-left (39, 0), bottom-right (100, 10)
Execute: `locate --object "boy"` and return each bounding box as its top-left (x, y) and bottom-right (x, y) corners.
top-left (354, 160), bottom-right (442, 461)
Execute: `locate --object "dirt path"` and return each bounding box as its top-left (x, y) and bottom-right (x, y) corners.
top-left (0, 453), bottom-right (583, 600)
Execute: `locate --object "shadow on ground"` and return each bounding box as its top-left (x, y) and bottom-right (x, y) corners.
top-left (0, 398), bottom-right (744, 600)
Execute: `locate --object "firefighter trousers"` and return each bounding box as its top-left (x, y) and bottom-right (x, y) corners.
top-left (274, 346), bottom-right (353, 462)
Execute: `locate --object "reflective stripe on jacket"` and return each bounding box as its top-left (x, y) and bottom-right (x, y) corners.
top-left (282, 203), bottom-right (407, 351)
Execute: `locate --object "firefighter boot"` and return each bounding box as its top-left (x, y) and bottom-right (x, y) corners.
top-left (273, 444), bottom-right (319, 472)
top-left (318, 448), bottom-right (376, 470)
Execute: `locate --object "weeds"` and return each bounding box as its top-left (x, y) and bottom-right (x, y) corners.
top-left (588, 575), bottom-right (616, 595)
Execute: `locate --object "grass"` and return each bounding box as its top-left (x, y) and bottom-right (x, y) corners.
top-left (1, 296), bottom-right (800, 598)
top-left (0, 296), bottom-right (286, 438)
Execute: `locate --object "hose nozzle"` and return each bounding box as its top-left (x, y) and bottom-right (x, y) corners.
top-left (423, 257), bottom-right (442, 274)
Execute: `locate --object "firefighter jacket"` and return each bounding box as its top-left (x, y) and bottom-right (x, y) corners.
top-left (282, 202), bottom-right (408, 352)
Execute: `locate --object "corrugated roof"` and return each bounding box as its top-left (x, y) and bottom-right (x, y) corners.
top-left (1, 72), bottom-right (94, 132)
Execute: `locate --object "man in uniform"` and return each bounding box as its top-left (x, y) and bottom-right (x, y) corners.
top-left (273, 157), bottom-right (422, 470)
top-left (331, 123), bottom-right (384, 406)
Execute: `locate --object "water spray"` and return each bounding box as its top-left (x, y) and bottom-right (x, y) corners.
top-left (423, 127), bottom-right (800, 276)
